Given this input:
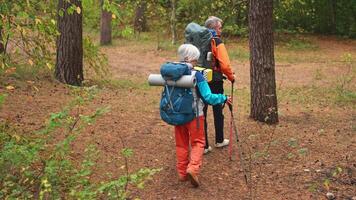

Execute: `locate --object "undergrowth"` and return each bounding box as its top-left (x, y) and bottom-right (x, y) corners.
top-left (0, 86), bottom-right (159, 199)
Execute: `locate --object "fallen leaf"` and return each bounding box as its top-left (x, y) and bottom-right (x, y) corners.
top-left (6, 85), bottom-right (15, 90)
top-left (35, 18), bottom-right (41, 24)
top-left (28, 59), bottom-right (34, 66)
top-left (13, 134), bottom-right (21, 141)
top-left (33, 86), bottom-right (39, 92)
top-left (46, 62), bottom-right (53, 70)
top-left (76, 6), bottom-right (81, 14)
top-left (5, 67), bottom-right (16, 74)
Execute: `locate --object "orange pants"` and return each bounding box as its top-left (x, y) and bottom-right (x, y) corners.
top-left (174, 116), bottom-right (205, 178)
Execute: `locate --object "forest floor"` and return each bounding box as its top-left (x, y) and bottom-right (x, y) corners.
top-left (1, 34), bottom-right (355, 199)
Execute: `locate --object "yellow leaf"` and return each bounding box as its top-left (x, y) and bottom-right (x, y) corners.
top-left (6, 85), bottom-right (15, 90)
top-left (46, 62), bottom-right (53, 70)
top-left (28, 59), bottom-right (34, 66)
top-left (51, 19), bottom-right (56, 25)
top-left (5, 67), bottom-right (16, 74)
top-left (76, 6), bottom-right (81, 14)
top-left (13, 134), bottom-right (21, 141)
top-left (33, 86), bottom-right (39, 92)
top-left (35, 18), bottom-right (41, 25)
top-left (112, 14), bottom-right (116, 19)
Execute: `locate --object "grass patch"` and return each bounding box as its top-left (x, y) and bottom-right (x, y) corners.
top-left (85, 78), bottom-right (151, 90)
top-left (284, 38), bottom-right (318, 51)
top-left (275, 33), bottom-right (319, 50)
top-left (229, 46), bottom-right (250, 62)
top-left (278, 85), bottom-right (355, 107)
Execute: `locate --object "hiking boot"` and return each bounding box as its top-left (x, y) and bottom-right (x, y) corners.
top-left (186, 170), bottom-right (200, 187)
top-left (203, 146), bottom-right (212, 154)
top-left (216, 139), bottom-right (229, 148)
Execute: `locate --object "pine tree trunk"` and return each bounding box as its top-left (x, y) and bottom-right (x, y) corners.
top-left (170, 0), bottom-right (177, 45)
top-left (0, 26), bottom-right (4, 53)
top-left (330, 0), bottom-right (337, 34)
top-left (248, 0), bottom-right (278, 124)
top-left (100, 0), bottom-right (112, 45)
top-left (134, 1), bottom-right (147, 33)
top-left (55, 0), bottom-right (83, 86)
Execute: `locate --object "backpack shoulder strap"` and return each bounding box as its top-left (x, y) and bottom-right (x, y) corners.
top-left (210, 37), bottom-right (221, 71)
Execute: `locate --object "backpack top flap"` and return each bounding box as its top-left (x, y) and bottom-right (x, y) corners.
top-left (160, 62), bottom-right (191, 81)
top-left (184, 22), bottom-right (212, 66)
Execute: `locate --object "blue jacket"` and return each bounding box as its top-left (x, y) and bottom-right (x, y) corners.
top-left (192, 71), bottom-right (227, 116)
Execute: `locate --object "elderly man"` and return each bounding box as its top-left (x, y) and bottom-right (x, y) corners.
top-left (203, 16), bottom-right (235, 154)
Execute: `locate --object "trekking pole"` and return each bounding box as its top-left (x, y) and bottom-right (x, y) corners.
top-left (227, 84), bottom-right (248, 185)
top-left (228, 83), bottom-right (234, 161)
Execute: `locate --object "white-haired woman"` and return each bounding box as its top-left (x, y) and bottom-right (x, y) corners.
top-left (174, 44), bottom-right (231, 187)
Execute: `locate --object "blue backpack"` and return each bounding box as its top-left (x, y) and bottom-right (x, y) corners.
top-left (159, 62), bottom-right (196, 125)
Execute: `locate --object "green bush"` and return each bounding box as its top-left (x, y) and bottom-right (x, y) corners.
top-left (0, 86), bottom-right (159, 199)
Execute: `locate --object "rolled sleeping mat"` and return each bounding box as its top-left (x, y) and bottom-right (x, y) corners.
top-left (148, 73), bottom-right (196, 88)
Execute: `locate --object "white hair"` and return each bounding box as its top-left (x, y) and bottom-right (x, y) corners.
top-left (204, 16), bottom-right (223, 29)
top-left (177, 44), bottom-right (200, 62)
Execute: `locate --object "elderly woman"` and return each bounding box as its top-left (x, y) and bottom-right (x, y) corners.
top-left (173, 44), bottom-right (231, 187)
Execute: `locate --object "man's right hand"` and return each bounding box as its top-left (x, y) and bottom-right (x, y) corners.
top-left (231, 74), bottom-right (236, 84)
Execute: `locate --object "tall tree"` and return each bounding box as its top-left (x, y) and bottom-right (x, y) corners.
top-left (248, 0), bottom-right (278, 124)
top-left (134, 1), bottom-right (147, 33)
top-left (55, 0), bottom-right (83, 86)
top-left (0, 26), bottom-right (4, 54)
top-left (100, 0), bottom-right (112, 45)
top-left (330, 0), bottom-right (337, 34)
top-left (170, 0), bottom-right (177, 44)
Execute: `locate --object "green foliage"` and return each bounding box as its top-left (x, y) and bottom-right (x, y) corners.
top-left (0, 0), bottom-right (110, 81)
top-left (297, 147), bottom-right (308, 156)
top-left (98, 167), bottom-right (160, 200)
top-left (0, 94), bottom-right (7, 108)
top-left (0, 0), bottom-right (58, 77)
top-left (83, 37), bottom-right (109, 79)
top-left (0, 86), bottom-right (158, 199)
top-left (274, 0), bottom-right (356, 38)
top-left (83, 0), bottom-right (101, 30)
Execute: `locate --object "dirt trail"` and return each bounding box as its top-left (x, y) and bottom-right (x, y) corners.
top-left (96, 38), bottom-right (355, 199)
top-left (0, 37), bottom-right (355, 199)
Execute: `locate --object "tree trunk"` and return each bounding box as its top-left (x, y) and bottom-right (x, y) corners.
top-left (100, 0), bottom-right (112, 45)
top-left (170, 0), bottom-right (177, 45)
top-left (134, 1), bottom-right (147, 33)
top-left (248, 0), bottom-right (278, 124)
top-left (330, 0), bottom-right (337, 34)
top-left (0, 26), bottom-right (4, 54)
top-left (55, 0), bottom-right (83, 86)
